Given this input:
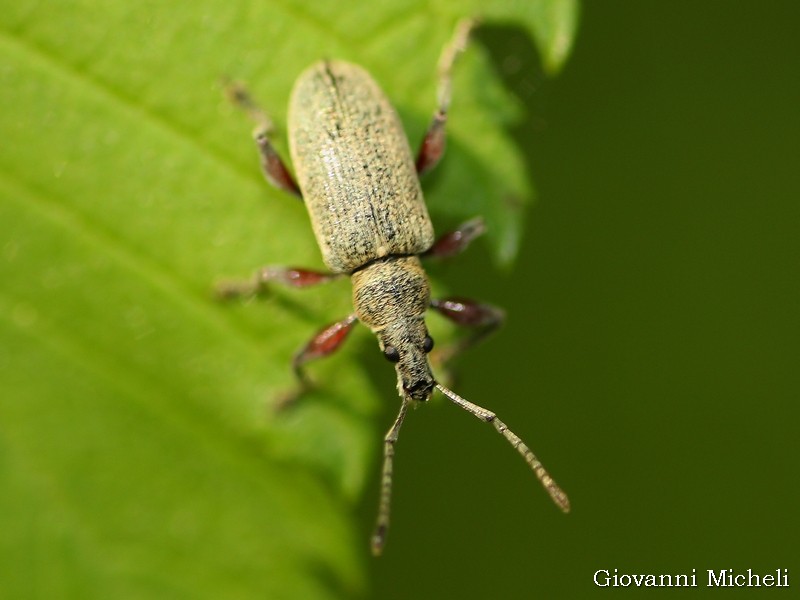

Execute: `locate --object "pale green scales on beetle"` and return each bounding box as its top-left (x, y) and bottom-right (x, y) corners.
top-left (219, 19), bottom-right (569, 556)
top-left (289, 61), bottom-right (435, 274)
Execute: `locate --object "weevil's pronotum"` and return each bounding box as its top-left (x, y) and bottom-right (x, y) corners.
top-left (220, 19), bottom-right (570, 555)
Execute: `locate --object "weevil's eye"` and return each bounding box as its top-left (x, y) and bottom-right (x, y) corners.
top-left (383, 346), bottom-right (400, 363)
top-left (422, 335), bottom-right (434, 353)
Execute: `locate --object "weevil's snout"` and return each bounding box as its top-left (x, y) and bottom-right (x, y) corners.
top-left (377, 320), bottom-right (436, 401)
top-left (384, 341), bottom-right (435, 401)
top-left (403, 377), bottom-right (435, 401)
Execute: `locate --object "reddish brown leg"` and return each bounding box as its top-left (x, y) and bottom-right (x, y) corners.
top-left (254, 131), bottom-right (302, 197)
top-left (226, 80), bottom-right (302, 198)
top-left (277, 314), bottom-right (358, 408)
top-left (416, 18), bottom-right (475, 175)
top-left (216, 266), bottom-right (341, 300)
top-left (415, 112), bottom-right (447, 176)
top-left (430, 297), bottom-right (505, 368)
top-left (424, 217), bottom-right (485, 260)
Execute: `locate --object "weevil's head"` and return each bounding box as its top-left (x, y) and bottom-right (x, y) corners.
top-left (352, 256), bottom-right (435, 401)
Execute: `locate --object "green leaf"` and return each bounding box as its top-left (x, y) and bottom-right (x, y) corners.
top-left (0, 1), bottom-right (577, 597)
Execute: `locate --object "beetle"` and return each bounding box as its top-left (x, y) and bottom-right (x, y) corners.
top-left (220, 19), bottom-right (569, 555)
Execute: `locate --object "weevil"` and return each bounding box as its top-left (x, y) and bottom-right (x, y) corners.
top-left (220, 19), bottom-right (569, 555)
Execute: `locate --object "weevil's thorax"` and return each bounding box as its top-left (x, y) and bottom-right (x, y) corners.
top-left (352, 256), bottom-right (435, 401)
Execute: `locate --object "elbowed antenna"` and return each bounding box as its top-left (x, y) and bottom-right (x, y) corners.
top-left (435, 383), bottom-right (571, 513)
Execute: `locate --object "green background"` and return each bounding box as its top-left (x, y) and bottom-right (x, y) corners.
top-left (2, 1), bottom-right (798, 598)
top-left (371, 2), bottom-right (799, 598)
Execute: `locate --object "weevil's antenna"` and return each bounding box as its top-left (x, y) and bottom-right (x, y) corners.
top-left (435, 383), bottom-right (571, 513)
top-left (371, 397), bottom-right (411, 556)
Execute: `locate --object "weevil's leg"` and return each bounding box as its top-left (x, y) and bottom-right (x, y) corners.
top-left (253, 128), bottom-right (302, 197)
top-left (416, 18), bottom-right (476, 175)
top-left (276, 314), bottom-right (358, 409)
top-left (436, 383), bottom-right (570, 513)
top-left (371, 397), bottom-right (411, 556)
top-left (225, 81), bottom-right (302, 198)
top-left (215, 266), bottom-right (342, 300)
top-left (423, 217), bottom-right (485, 260)
top-left (429, 297), bottom-right (505, 369)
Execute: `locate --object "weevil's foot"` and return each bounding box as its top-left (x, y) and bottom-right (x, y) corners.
top-left (273, 390), bottom-right (299, 411)
top-left (223, 79), bottom-right (275, 135)
top-left (272, 384), bottom-right (313, 412)
top-left (213, 280), bottom-right (267, 301)
top-left (222, 78), bottom-right (250, 107)
top-left (214, 282), bottom-right (247, 301)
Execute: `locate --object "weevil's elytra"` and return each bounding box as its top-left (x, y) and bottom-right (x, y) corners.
top-left (289, 61), bottom-right (435, 274)
top-left (220, 18), bottom-right (569, 556)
